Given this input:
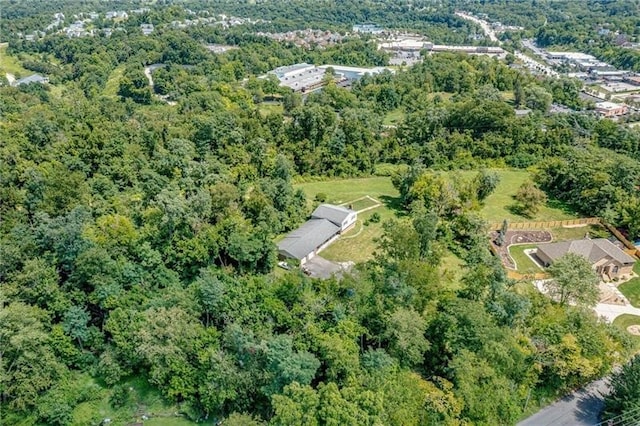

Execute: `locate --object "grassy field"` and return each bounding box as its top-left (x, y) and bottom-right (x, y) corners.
top-left (347, 197), bottom-right (379, 212)
top-left (67, 375), bottom-right (194, 425)
top-left (0, 45), bottom-right (29, 77)
top-left (258, 102), bottom-right (284, 116)
top-left (475, 170), bottom-right (578, 223)
top-left (295, 177), bottom-right (400, 263)
top-left (619, 278), bottom-right (640, 308)
top-left (550, 224), bottom-right (609, 241)
top-left (613, 314), bottom-right (640, 350)
top-left (383, 108), bottom-right (405, 126)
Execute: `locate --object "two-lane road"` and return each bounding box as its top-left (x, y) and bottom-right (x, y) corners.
top-left (518, 378), bottom-right (609, 426)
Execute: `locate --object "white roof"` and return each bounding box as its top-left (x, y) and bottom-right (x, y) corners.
top-left (311, 204), bottom-right (354, 227)
top-left (596, 101), bottom-right (625, 110)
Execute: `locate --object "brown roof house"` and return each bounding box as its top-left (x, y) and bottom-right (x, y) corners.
top-left (536, 238), bottom-right (636, 280)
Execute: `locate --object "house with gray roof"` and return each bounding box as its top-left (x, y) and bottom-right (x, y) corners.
top-left (311, 204), bottom-right (357, 231)
top-left (536, 238), bottom-right (636, 280)
top-left (13, 74), bottom-right (49, 87)
top-left (277, 204), bottom-right (357, 265)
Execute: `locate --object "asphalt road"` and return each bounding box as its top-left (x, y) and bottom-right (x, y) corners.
top-left (518, 378), bottom-right (609, 426)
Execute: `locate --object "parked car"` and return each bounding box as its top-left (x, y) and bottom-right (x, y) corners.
top-left (277, 261), bottom-right (291, 270)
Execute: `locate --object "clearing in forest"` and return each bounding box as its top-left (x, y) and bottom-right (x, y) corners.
top-left (294, 177), bottom-right (400, 263)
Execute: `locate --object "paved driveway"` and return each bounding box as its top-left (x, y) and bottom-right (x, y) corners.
top-left (518, 378), bottom-right (609, 426)
top-left (303, 256), bottom-right (342, 279)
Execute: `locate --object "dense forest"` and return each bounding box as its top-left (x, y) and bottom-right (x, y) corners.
top-left (1, 1), bottom-right (640, 425)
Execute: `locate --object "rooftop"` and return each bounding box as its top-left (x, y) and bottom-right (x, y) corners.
top-left (595, 101), bottom-right (626, 110)
top-left (277, 219), bottom-right (340, 259)
top-left (311, 204), bottom-right (354, 227)
top-left (537, 238), bottom-right (636, 265)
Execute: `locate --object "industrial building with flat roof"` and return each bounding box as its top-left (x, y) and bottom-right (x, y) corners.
top-left (266, 63), bottom-right (391, 93)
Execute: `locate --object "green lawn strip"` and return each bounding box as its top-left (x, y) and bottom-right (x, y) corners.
top-left (550, 224), bottom-right (609, 242)
top-left (0, 45), bottom-right (29, 77)
top-left (612, 314), bottom-right (640, 350)
top-left (619, 278), bottom-right (640, 308)
top-left (258, 102), bottom-right (283, 116)
top-left (508, 243), bottom-right (543, 274)
top-left (104, 65), bottom-right (125, 97)
top-left (383, 107), bottom-right (405, 125)
top-left (347, 197), bottom-right (379, 211)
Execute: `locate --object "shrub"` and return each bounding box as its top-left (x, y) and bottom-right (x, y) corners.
top-left (315, 192), bottom-right (327, 202)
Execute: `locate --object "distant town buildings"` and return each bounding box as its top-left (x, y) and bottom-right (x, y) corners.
top-left (267, 63), bottom-right (391, 93)
top-left (595, 101), bottom-right (628, 117)
top-left (378, 37), bottom-right (506, 64)
top-left (256, 29), bottom-right (344, 49)
top-left (352, 24), bottom-right (384, 34)
top-left (141, 24), bottom-right (154, 36)
top-left (106, 11), bottom-right (128, 20)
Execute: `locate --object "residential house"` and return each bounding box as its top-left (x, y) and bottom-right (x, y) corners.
top-left (536, 238), bottom-right (636, 280)
top-left (141, 24), bottom-right (154, 36)
top-left (277, 204), bottom-right (357, 265)
top-left (13, 74), bottom-right (49, 87)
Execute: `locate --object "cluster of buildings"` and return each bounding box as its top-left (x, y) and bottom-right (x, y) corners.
top-left (266, 63), bottom-right (391, 93)
top-left (170, 14), bottom-right (262, 29)
top-left (352, 24), bottom-right (384, 34)
top-left (256, 29), bottom-right (344, 49)
top-left (18, 9), bottom-right (154, 41)
top-left (378, 36), bottom-right (506, 65)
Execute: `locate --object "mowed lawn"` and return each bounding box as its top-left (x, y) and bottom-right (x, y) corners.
top-left (473, 170), bottom-right (578, 223)
top-left (0, 45), bottom-right (29, 77)
top-left (294, 177), bottom-right (401, 263)
top-left (613, 314), bottom-right (640, 350)
top-left (508, 244), bottom-right (544, 275)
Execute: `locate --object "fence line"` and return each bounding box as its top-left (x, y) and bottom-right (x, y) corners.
top-left (488, 217), bottom-right (600, 231)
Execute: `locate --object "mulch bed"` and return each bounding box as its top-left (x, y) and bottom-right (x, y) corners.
top-left (489, 230), bottom-right (553, 270)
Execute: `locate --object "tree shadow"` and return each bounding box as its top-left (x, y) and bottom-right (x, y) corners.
top-left (379, 195), bottom-right (407, 217)
top-left (547, 198), bottom-right (578, 215)
top-left (506, 203), bottom-right (533, 219)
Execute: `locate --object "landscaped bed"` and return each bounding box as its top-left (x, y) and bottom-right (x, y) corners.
top-left (490, 230), bottom-right (552, 270)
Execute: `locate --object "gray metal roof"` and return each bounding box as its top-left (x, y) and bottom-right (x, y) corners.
top-left (277, 219), bottom-right (340, 260)
top-left (15, 74), bottom-right (47, 86)
top-left (311, 204), bottom-right (354, 227)
top-left (537, 238), bottom-right (636, 265)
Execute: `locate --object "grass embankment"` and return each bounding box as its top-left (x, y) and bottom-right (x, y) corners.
top-left (0, 45), bottom-right (29, 78)
top-left (383, 108), bottom-right (405, 126)
top-left (104, 65), bottom-right (125, 97)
